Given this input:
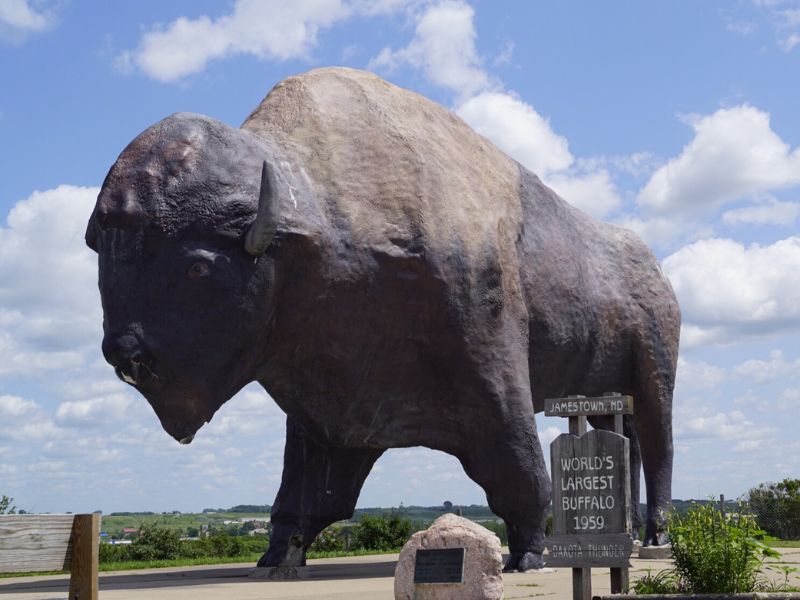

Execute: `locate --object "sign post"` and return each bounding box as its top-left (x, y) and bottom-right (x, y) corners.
top-left (544, 393), bottom-right (634, 600)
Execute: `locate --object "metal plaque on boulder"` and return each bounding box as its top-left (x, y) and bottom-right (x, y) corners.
top-left (413, 548), bottom-right (465, 584)
top-left (546, 428), bottom-right (631, 568)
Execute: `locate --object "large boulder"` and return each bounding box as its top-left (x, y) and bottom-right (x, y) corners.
top-left (394, 514), bottom-right (503, 600)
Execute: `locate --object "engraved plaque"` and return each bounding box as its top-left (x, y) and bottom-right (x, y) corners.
top-left (413, 548), bottom-right (465, 584)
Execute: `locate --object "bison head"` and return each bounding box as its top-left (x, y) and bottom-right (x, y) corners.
top-left (86, 113), bottom-right (295, 443)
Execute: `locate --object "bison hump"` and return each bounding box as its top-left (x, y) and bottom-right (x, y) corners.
top-left (241, 67), bottom-right (523, 269)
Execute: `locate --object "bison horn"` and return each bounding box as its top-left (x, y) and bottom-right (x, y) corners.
top-left (244, 161), bottom-right (281, 256)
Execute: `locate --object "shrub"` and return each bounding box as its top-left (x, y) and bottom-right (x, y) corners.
top-left (128, 523), bottom-right (183, 561)
top-left (310, 526), bottom-right (346, 552)
top-left (668, 501), bottom-right (778, 594)
top-left (351, 514), bottom-right (413, 551)
top-left (98, 543), bottom-right (132, 563)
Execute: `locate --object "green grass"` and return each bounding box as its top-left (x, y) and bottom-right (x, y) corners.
top-left (765, 539), bottom-right (800, 548)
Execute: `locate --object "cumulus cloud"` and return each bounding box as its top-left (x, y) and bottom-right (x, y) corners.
top-left (55, 393), bottom-right (138, 427)
top-left (734, 350), bottom-right (800, 383)
top-left (674, 406), bottom-right (773, 452)
top-left (0, 394), bottom-right (37, 417)
top-left (201, 385), bottom-right (285, 438)
top-left (456, 91), bottom-right (571, 176)
top-left (369, 1), bottom-right (621, 218)
top-left (722, 197), bottom-right (800, 226)
top-left (663, 236), bottom-right (800, 346)
top-left (0, 185), bottom-right (101, 378)
top-left (638, 105), bottom-right (800, 215)
top-left (369, 0), bottom-right (489, 98)
top-left (117, 0), bottom-right (351, 82)
top-left (0, 0), bottom-right (54, 44)
top-left (675, 357), bottom-right (727, 392)
top-left (0, 395), bottom-right (62, 442)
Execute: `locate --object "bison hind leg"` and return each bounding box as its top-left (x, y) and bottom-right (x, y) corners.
top-left (456, 417), bottom-right (551, 573)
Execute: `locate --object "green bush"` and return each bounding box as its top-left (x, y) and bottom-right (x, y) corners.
top-left (99, 543), bottom-right (132, 563)
top-left (351, 514), bottom-right (413, 551)
top-left (128, 523), bottom-right (183, 561)
top-left (310, 526), bottom-right (346, 552)
top-left (668, 502), bottom-right (778, 594)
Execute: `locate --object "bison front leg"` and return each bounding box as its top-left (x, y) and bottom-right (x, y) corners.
top-left (258, 416), bottom-right (383, 567)
top-left (458, 413), bottom-right (551, 572)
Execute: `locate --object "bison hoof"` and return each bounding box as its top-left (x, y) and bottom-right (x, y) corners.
top-left (503, 551), bottom-right (544, 572)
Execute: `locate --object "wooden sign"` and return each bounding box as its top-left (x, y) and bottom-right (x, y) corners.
top-left (545, 533), bottom-right (633, 568)
top-left (545, 395), bottom-right (633, 417)
top-left (413, 548), bottom-right (465, 584)
top-left (546, 429), bottom-right (632, 568)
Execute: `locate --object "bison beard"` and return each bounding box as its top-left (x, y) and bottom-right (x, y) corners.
top-left (87, 68), bottom-right (679, 571)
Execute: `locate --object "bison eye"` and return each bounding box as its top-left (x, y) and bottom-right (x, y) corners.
top-left (187, 261), bottom-right (211, 278)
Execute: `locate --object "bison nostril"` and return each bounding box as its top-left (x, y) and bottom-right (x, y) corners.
top-left (103, 333), bottom-right (154, 384)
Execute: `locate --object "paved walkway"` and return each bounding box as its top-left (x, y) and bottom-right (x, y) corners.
top-left (1, 548), bottom-right (797, 599)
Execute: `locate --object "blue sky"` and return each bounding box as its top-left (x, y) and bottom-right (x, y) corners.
top-left (1, 0), bottom-right (799, 514)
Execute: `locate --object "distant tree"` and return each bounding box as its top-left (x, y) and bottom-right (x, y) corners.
top-left (228, 504), bottom-right (271, 513)
top-left (748, 478), bottom-right (800, 540)
top-left (443, 500), bottom-right (453, 511)
top-left (0, 495), bottom-right (17, 515)
top-left (186, 526), bottom-right (200, 538)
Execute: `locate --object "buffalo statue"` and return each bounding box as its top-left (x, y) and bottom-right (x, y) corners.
top-left (86, 67), bottom-right (680, 571)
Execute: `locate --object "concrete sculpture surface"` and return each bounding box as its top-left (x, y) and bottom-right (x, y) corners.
top-left (86, 68), bottom-right (680, 571)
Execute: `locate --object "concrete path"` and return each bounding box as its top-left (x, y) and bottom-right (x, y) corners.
top-left (1, 548), bottom-right (797, 599)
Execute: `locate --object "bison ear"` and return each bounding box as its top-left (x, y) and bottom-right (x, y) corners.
top-left (244, 161), bottom-right (281, 256)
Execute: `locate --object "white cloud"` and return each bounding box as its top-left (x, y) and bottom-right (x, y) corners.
top-left (675, 357), bottom-right (727, 391)
top-left (663, 236), bottom-right (800, 345)
top-left (734, 350), bottom-right (800, 383)
top-left (201, 386), bottom-right (285, 438)
top-left (674, 406), bottom-right (772, 450)
top-left (0, 394), bottom-right (37, 417)
top-left (0, 0), bottom-right (54, 43)
top-left (781, 32), bottom-right (800, 49)
top-left (0, 185), bottom-right (101, 379)
top-left (779, 388), bottom-right (800, 410)
top-left (118, 0), bottom-right (350, 82)
top-left (455, 92), bottom-right (621, 218)
top-left (722, 196), bottom-right (800, 226)
top-left (539, 426), bottom-right (562, 446)
top-left (456, 91), bottom-right (571, 176)
top-left (545, 170), bottom-right (621, 218)
top-left (369, 0), bottom-right (489, 98)
top-left (55, 394), bottom-right (137, 427)
top-left (638, 105), bottom-right (800, 215)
